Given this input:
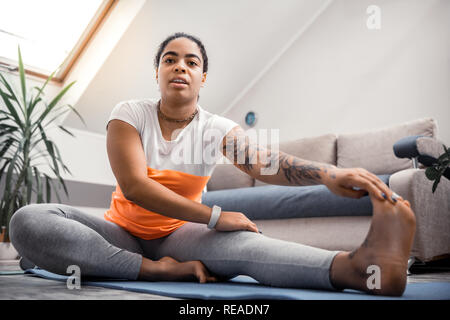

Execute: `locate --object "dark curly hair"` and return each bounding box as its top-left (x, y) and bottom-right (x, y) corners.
top-left (154, 32), bottom-right (208, 73)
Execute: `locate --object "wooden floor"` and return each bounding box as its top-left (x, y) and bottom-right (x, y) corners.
top-left (1, 260), bottom-right (449, 300)
top-left (0, 261), bottom-right (178, 300)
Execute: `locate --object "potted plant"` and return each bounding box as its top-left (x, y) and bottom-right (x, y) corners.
top-left (425, 144), bottom-right (450, 193)
top-left (0, 47), bottom-right (84, 259)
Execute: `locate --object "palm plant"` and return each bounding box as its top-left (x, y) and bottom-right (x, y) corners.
top-left (0, 47), bottom-right (84, 241)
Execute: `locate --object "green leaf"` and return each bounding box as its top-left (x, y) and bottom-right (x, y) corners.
top-left (438, 165), bottom-right (447, 176)
top-left (442, 159), bottom-right (450, 167)
top-left (49, 167), bottom-right (69, 199)
top-left (425, 166), bottom-right (439, 180)
top-left (36, 129), bottom-right (71, 176)
top-left (31, 86), bottom-right (46, 97)
top-left (2, 146), bottom-right (22, 212)
top-left (17, 46), bottom-right (27, 110)
top-left (27, 95), bottom-right (42, 120)
top-left (58, 125), bottom-right (75, 137)
top-left (0, 138), bottom-right (14, 159)
top-left (0, 159), bottom-right (11, 185)
top-left (33, 81), bottom-right (76, 128)
top-left (52, 142), bottom-right (72, 175)
top-left (64, 103), bottom-right (86, 127)
top-left (42, 108), bottom-right (71, 128)
top-left (26, 166), bottom-right (33, 203)
top-left (432, 176), bottom-right (441, 193)
top-left (437, 151), bottom-right (449, 162)
top-left (0, 73), bottom-right (20, 103)
top-left (444, 144), bottom-right (449, 155)
top-left (0, 126), bottom-right (17, 137)
top-left (33, 167), bottom-right (43, 203)
top-left (0, 109), bottom-right (15, 122)
top-left (28, 70), bottom-right (56, 117)
top-left (0, 123), bottom-right (19, 131)
top-left (37, 124), bottom-right (59, 175)
top-left (0, 87), bottom-right (24, 129)
top-left (45, 175), bottom-right (51, 203)
top-left (43, 173), bottom-right (61, 203)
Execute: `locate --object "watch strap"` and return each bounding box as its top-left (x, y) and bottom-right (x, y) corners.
top-left (207, 205), bottom-right (221, 229)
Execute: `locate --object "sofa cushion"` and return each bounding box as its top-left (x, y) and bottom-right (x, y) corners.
top-left (207, 163), bottom-right (254, 191)
top-left (255, 133), bottom-right (337, 187)
top-left (252, 216), bottom-right (371, 252)
top-left (203, 175), bottom-right (390, 219)
top-left (337, 118), bottom-right (437, 175)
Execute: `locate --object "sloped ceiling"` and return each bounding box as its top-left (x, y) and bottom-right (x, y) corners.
top-left (63, 0), bottom-right (331, 134)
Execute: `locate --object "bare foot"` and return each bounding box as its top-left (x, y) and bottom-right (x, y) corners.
top-left (138, 256), bottom-right (218, 283)
top-left (330, 194), bottom-right (416, 296)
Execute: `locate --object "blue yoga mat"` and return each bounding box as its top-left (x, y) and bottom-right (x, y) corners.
top-left (25, 268), bottom-right (450, 300)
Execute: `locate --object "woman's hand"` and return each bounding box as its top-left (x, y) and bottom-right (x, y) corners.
top-left (214, 211), bottom-right (260, 233)
top-left (323, 167), bottom-right (400, 204)
top-left (155, 256), bottom-right (218, 283)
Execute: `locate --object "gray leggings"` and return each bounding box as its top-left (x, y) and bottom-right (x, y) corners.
top-left (9, 203), bottom-right (341, 290)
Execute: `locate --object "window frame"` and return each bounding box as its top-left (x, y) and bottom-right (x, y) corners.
top-left (0, 0), bottom-right (117, 85)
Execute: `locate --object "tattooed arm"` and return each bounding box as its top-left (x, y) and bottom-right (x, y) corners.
top-left (221, 126), bottom-right (335, 186)
top-left (221, 125), bottom-right (397, 202)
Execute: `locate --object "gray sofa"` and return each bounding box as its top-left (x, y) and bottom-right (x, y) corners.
top-left (203, 118), bottom-right (450, 264)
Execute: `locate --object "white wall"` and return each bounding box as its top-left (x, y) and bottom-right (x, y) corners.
top-left (45, 127), bottom-right (115, 186)
top-left (63, 0), bottom-right (331, 134)
top-left (3, 0), bottom-right (448, 187)
top-left (224, 0), bottom-right (450, 143)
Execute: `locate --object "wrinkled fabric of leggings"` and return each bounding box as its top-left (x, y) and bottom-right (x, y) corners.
top-left (9, 203), bottom-right (342, 290)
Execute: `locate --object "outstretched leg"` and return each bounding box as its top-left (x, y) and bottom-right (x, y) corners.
top-left (139, 222), bottom-right (342, 290)
top-left (138, 193), bottom-right (415, 296)
top-left (329, 193), bottom-right (416, 296)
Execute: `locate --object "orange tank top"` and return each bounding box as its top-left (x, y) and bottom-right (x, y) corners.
top-left (104, 166), bottom-right (210, 240)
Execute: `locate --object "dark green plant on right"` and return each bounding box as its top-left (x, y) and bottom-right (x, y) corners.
top-left (425, 144), bottom-right (450, 193)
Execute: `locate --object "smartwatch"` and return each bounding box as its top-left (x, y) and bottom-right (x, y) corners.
top-left (207, 205), bottom-right (222, 229)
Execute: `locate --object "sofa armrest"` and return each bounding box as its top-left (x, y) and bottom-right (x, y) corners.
top-left (389, 168), bottom-right (450, 262)
top-left (394, 135), bottom-right (448, 169)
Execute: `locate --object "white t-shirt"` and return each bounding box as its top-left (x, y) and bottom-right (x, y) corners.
top-left (107, 98), bottom-right (239, 178)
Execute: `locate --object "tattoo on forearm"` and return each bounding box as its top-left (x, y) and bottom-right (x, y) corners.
top-left (276, 153), bottom-right (323, 185)
top-left (223, 128), bottom-right (337, 186)
top-left (223, 132), bottom-right (270, 173)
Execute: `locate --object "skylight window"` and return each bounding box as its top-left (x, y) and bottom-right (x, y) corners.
top-left (0, 0), bottom-right (114, 82)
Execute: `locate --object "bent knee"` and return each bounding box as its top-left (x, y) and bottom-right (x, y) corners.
top-left (10, 204), bottom-right (35, 232)
top-left (9, 204), bottom-right (55, 250)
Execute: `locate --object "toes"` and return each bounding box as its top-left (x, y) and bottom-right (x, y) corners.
top-left (198, 273), bottom-right (206, 283)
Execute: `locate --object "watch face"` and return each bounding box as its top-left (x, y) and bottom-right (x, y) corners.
top-left (245, 111), bottom-right (257, 127)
